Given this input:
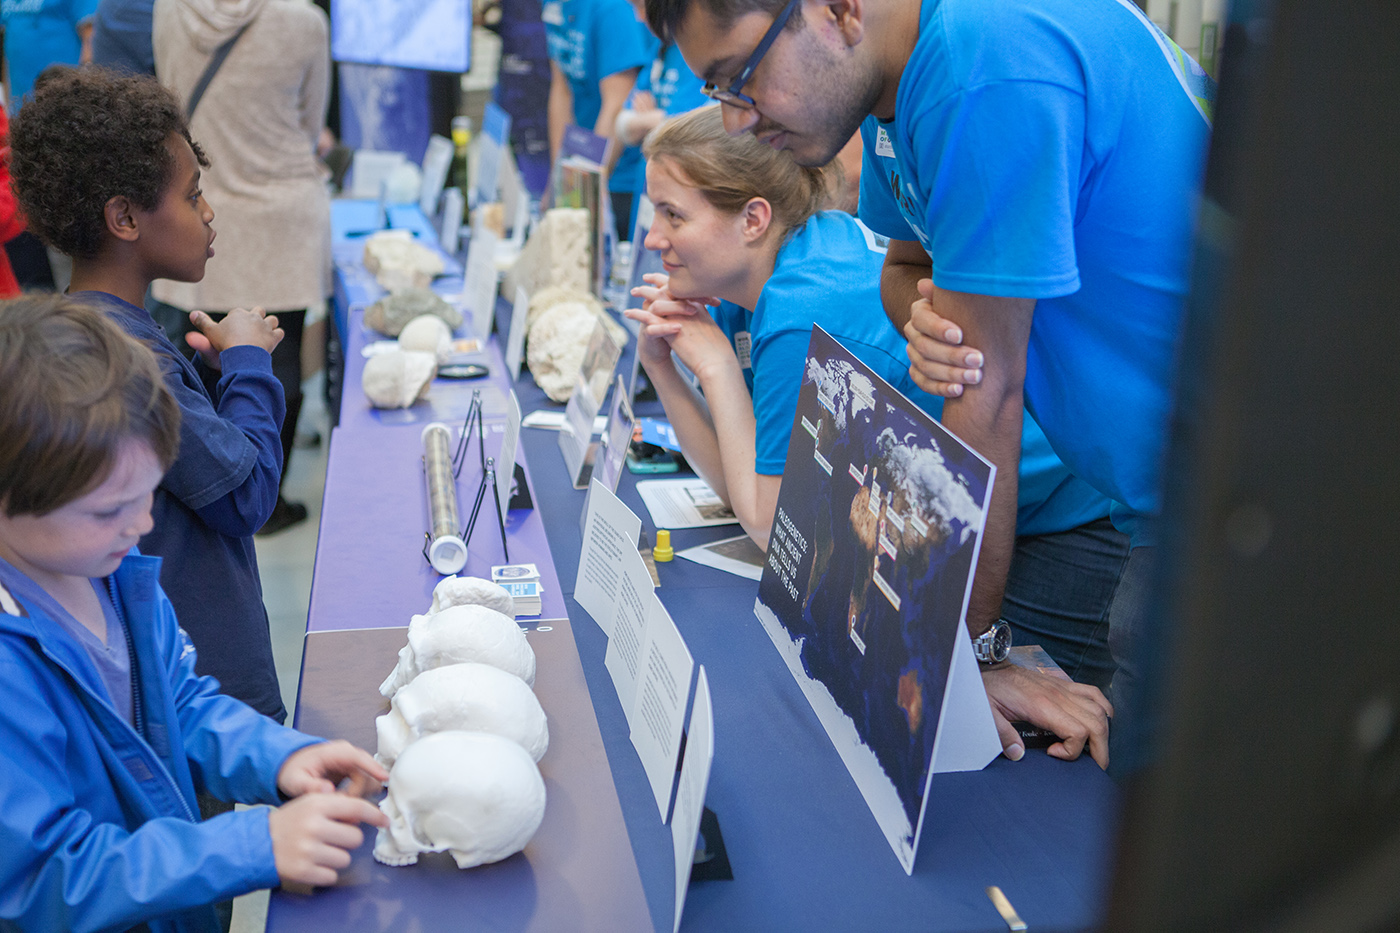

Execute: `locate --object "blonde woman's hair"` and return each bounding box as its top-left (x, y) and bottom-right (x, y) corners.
top-left (642, 105), bottom-right (844, 236)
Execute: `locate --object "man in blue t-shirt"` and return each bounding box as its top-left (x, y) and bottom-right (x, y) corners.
top-left (544, 0), bottom-right (652, 236)
top-left (644, 0), bottom-right (1213, 771)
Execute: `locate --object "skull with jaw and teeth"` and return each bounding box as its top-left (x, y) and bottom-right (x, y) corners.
top-left (376, 661), bottom-right (549, 768)
top-left (380, 603), bottom-right (536, 699)
top-left (374, 730), bottom-right (547, 869)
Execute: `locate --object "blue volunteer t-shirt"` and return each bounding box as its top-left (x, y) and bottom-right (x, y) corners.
top-left (715, 210), bottom-right (1110, 536)
top-left (1, 0), bottom-right (100, 110)
top-left (638, 40), bottom-right (708, 116)
top-left (543, 0), bottom-right (650, 149)
top-left (858, 0), bottom-right (1213, 546)
top-left (610, 32), bottom-right (659, 197)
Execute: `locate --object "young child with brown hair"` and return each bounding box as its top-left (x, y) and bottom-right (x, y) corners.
top-left (0, 295), bottom-right (386, 932)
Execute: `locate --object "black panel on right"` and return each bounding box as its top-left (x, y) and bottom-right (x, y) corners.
top-left (1107, 0), bottom-right (1400, 930)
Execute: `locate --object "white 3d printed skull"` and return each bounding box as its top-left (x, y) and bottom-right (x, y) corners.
top-left (379, 604), bottom-right (536, 698)
top-left (374, 730), bottom-right (546, 869)
top-left (376, 662), bottom-right (548, 767)
top-left (362, 349), bottom-right (437, 409)
top-left (398, 314), bottom-right (454, 363)
top-left (427, 575), bottom-right (516, 618)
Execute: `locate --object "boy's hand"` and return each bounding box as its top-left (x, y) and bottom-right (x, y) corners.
top-left (185, 306), bottom-right (284, 370)
top-left (278, 740), bottom-right (389, 799)
top-left (267, 793), bottom-right (388, 888)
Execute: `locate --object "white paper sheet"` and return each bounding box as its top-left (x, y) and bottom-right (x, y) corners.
top-left (635, 479), bottom-right (740, 529)
top-left (676, 533), bottom-right (766, 581)
top-left (574, 479), bottom-right (642, 637)
top-left (627, 595), bottom-right (694, 819)
top-left (602, 544), bottom-right (656, 706)
top-left (672, 667), bottom-right (714, 933)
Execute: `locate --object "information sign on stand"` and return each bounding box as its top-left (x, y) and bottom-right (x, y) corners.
top-left (576, 479), bottom-right (696, 819)
top-left (558, 318), bottom-right (621, 488)
top-left (672, 667), bottom-right (714, 933)
top-left (753, 325), bottom-right (1002, 874)
top-left (463, 225), bottom-right (501, 343)
top-left (575, 479), bottom-right (643, 638)
top-left (439, 187), bottom-right (465, 256)
top-left (496, 391), bottom-right (523, 519)
top-left (579, 375), bottom-right (637, 534)
top-left (505, 285), bottom-right (529, 380)
top-left (419, 133), bottom-right (454, 217)
top-left (475, 101), bottom-right (512, 207)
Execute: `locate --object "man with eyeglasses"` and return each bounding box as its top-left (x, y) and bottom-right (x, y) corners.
top-left (644, 0), bottom-right (1215, 775)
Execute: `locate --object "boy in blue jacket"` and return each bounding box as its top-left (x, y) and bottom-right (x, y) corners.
top-left (0, 295), bottom-right (388, 932)
top-left (10, 66), bottom-right (290, 727)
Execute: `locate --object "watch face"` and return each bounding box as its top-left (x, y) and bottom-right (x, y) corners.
top-left (993, 623), bottom-right (1012, 661)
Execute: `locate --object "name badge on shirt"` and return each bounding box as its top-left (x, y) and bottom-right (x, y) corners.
top-left (734, 331), bottom-right (753, 370)
top-left (542, 1), bottom-right (564, 24)
top-left (875, 126), bottom-right (895, 158)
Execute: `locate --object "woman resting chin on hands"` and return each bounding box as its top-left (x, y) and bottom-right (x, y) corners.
top-left (624, 105), bottom-right (924, 551)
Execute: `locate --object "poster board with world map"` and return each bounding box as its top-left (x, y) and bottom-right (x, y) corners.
top-left (753, 325), bottom-right (1002, 874)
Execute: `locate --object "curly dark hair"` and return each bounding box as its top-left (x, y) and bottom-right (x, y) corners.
top-left (9, 66), bottom-right (209, 260)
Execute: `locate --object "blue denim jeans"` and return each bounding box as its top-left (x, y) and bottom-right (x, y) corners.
top-left (1001, 518), bottom-right (1132, 693)
top-left (1106, 544), bottom-right (1158, 779)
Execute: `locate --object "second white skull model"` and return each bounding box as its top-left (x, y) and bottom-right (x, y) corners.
top-left (427, 575), bottom-right (516, 618)
top-left (379, 604), bottom-right (536, 698)
top-left (374, 730), bottom-right (547, 869)
top-left (376, 662), bottom-right (549, 767)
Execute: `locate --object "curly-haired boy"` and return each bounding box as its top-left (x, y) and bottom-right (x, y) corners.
top-left (0, 295), bottom-right (386, 932)
top-left (10, 66), bottom-right (290, 726)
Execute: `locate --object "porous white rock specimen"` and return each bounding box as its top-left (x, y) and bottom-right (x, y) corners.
top-left (526, 301), bottom-right (607, 403)
top-left (363, 231), bottom-right (445, 292)
top-left (504, 207), bottom-right (590, 298)
top-left (373, 730), bottom-right (546, 869)
top-left (379, 604), bottom-right (536, 698)
top-left (361, 349), bottom-right (437, 409)
top-left (376, 662), bottom-right (548, 767)
top-left (427, 575), bottom-right (516, 619)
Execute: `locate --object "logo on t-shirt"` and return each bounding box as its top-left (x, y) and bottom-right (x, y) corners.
top-left (875, 126), bottom-right (895, 158)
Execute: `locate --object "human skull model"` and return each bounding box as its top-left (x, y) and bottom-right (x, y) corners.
top-left (427, 575), bottom-right (516, 618)
top-left (362, 349), bottom-right (437, 409)
top-left (398, 314), bottom-right (454, 363)
top-left (376, 662), bottom-right (548, 767)
top-left (374, 730), bottom-right (547, 869)
top-left (379, 604), bottom-right (536, 698)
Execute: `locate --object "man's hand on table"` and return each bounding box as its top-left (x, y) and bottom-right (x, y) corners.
top-left (982, 664), bottom-right (1112, 769)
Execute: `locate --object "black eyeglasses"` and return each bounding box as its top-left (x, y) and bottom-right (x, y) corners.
top-left (700, 0), bottom-right (801, 109)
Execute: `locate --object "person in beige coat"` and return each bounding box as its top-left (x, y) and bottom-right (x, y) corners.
top-left (151, 0), bottom-right (331, 533)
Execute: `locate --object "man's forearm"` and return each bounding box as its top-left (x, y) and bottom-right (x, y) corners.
top-left (940, 394), bottom-right (1022, 636)
top-left (881, 239), bottom-right (933, 331)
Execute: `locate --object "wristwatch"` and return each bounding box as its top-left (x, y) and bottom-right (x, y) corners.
top-left (972, 620), bottom-right (1012, 665)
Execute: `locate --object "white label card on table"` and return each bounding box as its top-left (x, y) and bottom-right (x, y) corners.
top-left (505, 285), bottom-right (529, 381)
top-left (602, 543), bottom-right (657, 703)
top-left (419, 133), bottom-right (455, 217)
top-left (349, 149), bottom-right (406, 199)
top-left (440, 187), bottom-right (465, 256)
top-left (574, 479), bottom-right (643, 638)
top-left (464, 226), bottom-right (501, 343)
top-left (672, 666), bottom-right (714, 933)
top-left (627, 594), bottom-right (694, 819)
top-left (474, 101), bottom-right (510, 207)
top-left (496, 391), bottom-right (523, 518)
